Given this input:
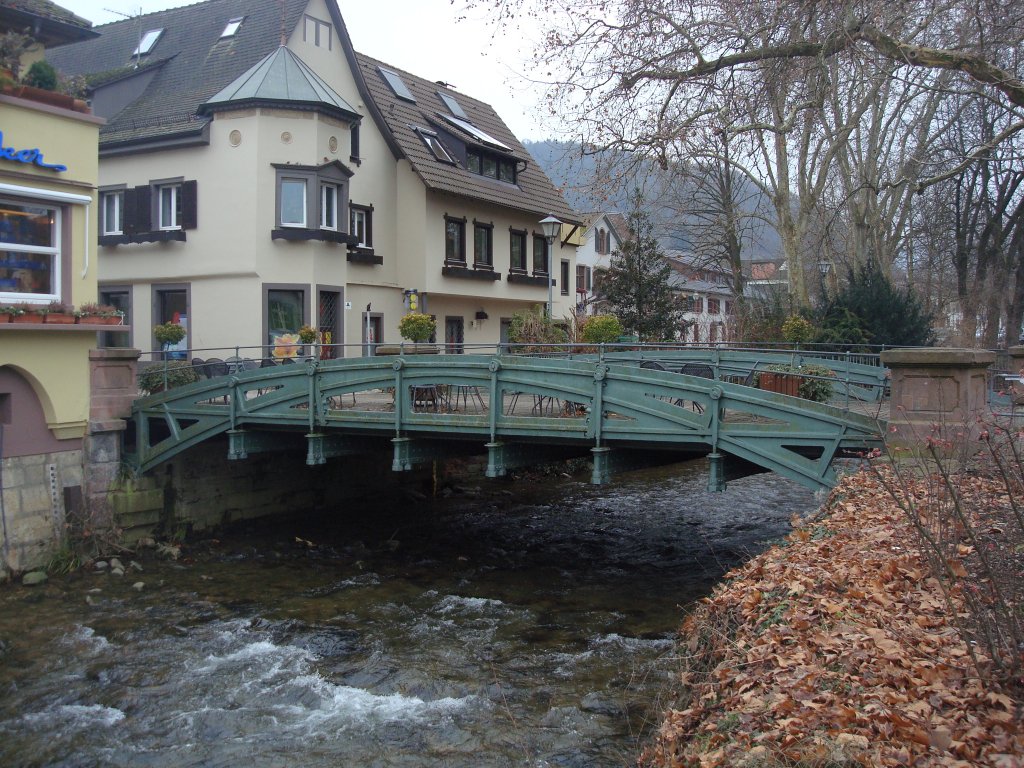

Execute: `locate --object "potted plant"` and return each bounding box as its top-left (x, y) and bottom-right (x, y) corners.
top-left (154, 321), bottom-right (187, 358)
top-left (384, 312), bottom-right (438, 355)
top-left (10, 302), bottom-right (43, 323)
top-left (76, 303), bottom-right (123, 325)
top-left (42, 301), bottom-right (76, 324)
top-left (137, 361), bottom-right (199, 394)
top-left (154, 322), bottom-right (186, 346)
top-left (298, 324), bottom-right (318, 343)
top-left (0, 304), bottom-right (23, 322)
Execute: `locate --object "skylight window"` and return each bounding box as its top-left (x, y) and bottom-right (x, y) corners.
top-left (438, 114), bottom-right (511, 151)
top-left (132, 28), bottom-right (163, 56)
top-left (379, 67), bottom-right (416, 103)
top-left (414, 127), bottom-right (454, 163)
top-left (437, 91), bottom-right (468, 119)
top-left (221, 17), bottom-right (244, 38)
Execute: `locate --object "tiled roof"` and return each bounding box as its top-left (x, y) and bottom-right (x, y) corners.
top-left (48, 0), bottom-right (309, 146)
top-left (202, 45), bottom-right (359, 121)
top-left (355, 52), bottom-right (577, 223)
top-left (0, 0), bottom-right (96, 45)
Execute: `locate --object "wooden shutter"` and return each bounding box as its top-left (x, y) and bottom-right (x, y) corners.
top-left (122, 185), bottom-right (152, 234)
top-left (181, 180), bottom-right (198, 230)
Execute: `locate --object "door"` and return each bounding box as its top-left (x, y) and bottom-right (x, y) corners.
top-left (445, 316), bottom-right (464, 354)
top-left (318, 290), bottom-right (341, 359)
top-left (362, 312), bottom-right (382, 356)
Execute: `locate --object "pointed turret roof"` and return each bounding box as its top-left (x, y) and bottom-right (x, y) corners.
top-left (201, 44), bottom-right (359, 121)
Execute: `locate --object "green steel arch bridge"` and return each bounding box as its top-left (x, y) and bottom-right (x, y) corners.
top-left (126, 348), bottom-right (888, 492)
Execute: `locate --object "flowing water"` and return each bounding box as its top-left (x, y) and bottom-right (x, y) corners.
top-left (0, 461), bottom-right (817, 767)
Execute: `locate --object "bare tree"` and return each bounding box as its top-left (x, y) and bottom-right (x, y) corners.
top-left (473, 0), bottom-right (1024, 314)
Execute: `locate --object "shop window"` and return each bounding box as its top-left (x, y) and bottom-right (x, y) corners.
top-left (0, 199), bottom-right (60, 302)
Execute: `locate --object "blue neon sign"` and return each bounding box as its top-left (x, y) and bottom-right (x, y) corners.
top-left (0, 130), bottom-right (67, 172)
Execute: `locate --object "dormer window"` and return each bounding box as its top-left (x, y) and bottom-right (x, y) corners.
top-left (132, 28), bottom-right (163, 57)
top-left (415, 127), bottom-right (454, 163)
top-left (467, 147), bottom-right (516, 183)
top-left (221, 17), bottom-right (244, 38)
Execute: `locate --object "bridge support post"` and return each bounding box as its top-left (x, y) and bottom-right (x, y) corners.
top-left (707, 452), bottom-right (726, 492)
top-left (881, 348), bottom-right (995, 447)
top-left (392, 437), bottom-right (413, 471)
top-left (590, 446), bottom-right (611, 484)
top-left (485, 442), bottom-right (506, 478)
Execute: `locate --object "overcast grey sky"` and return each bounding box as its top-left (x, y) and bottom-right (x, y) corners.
top-left (55, 0), bottom-right (551, 140)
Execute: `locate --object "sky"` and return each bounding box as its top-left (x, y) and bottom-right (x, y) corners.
top-left (55, 0), bottom-right (552, 141)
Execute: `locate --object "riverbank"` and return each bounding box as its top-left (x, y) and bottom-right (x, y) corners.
top-left (641, 468), bottom-right (1023, 767)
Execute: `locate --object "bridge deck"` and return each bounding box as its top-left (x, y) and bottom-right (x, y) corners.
top-left (129, 354), bottom-right (886, 492)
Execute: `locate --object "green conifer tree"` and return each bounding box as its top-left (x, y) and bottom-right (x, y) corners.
top-left (597, 191), bottom-right (685, 341)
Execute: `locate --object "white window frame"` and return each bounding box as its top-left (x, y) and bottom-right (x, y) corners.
top-left (0, 199), bottom-right (61, 303)
top-left (351, 207), bottom-right (369, 247)
top-left (157, 183), bottom-right (181, 230)
top-left (320, 183), bottom-right (338, 230)
top-left (101, 190), bottom-right (123, 235)
top-left (221, 17), bottom-right (244, 38)
top-left (133, 28), bottom-right (163, 56)
top-left (280, 179), bottom-right (307, 228)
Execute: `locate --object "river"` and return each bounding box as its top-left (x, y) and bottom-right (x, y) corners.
top-left (0, 460), bottom-right (817, 767)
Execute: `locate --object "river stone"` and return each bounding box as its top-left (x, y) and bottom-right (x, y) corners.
top-left (132, 581), bottom-right (145, 591)
top-left (130, 561), bottom-right (143, 572)
top-left (111, 566), bottom-right (125, 577)
top-left (22, 571), bottom-right (48, 586)
top-left (580, 692), bottom-right (622, 715)
top-left (109, 558), bottom-right (123, 571)
top-left (94, 560), bottom-right (109, 571)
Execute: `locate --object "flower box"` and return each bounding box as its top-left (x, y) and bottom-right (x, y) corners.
top-left (758, 371), bottom-right (800, 397)
top-left (44, 313), bottom-right (76, 324)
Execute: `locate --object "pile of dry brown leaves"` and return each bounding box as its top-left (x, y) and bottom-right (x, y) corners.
top-left (641, 468), bottom-right (1023, 767)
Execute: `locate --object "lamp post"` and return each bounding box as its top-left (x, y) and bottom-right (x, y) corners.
top-left (539, 215), bottom-right (562, 318)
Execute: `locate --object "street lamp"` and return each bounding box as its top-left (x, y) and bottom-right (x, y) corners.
top-left (539, 215), bottom-right (562, 318)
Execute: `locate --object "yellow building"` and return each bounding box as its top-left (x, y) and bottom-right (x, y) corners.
top-left (0, 1), bottom-right (102, 576)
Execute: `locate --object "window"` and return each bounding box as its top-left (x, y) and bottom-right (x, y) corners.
top-left (350, 124), bottom-right (360, 163)
top-left (101, 180), bottom-right (196, 243)
top-left (708, 298), bottom-right (721, 315)
top-left (576, 264), bottom-right (591, 292)
top-left (303, 15), bottom-right (332, 50)
top-left (473, 222), bottom-right (493, 268)
top-left (724, 300), bottom-right (733, 315)
top-left (466, 148), bottom-right (516, 184)
top-left (416, 127), bottom-right (454, 163)
top-left (221, 17), bottom-right (244, 38)
top-left (320, 183), bottom-right (339, 230)
top-left (445, 216), bottom-right (466, 264)
top-left (132, 29), bottom-right (163, 56)
top-left (280, 179), bottom-right (306, 228)
top-left (157, 183), bottom-right (181, 230)
top-left (560, 259), bottom-right (570, 295)
top-left (266, 287), bottom-right (306, 350)
top-left (438, 114), bottom-right (510, 151)
top-left (101, 190), bottom-right (123, 235)
top-left (273, 162), bottom-right (352, 240)
top-left (0, 200), bottom-right (59, 301)
top-left (437, 91), bottom-right (468, 119)
top-left (350, 205), bottom-right (372, 248)
top-left (99, 286), bottom-right (130, 349)
top-left (691, 296), bottom-right (704, 313)
top-left (509, 229), bottom-right (527, 272)
top-left (533, 234), bottom-right (548, 274)
top-left (595, 227), bottom-right (610, 255)
top-left (153, 285), bottom-right (188, 359)
top-left (379, 66), bottom-right (415, 102)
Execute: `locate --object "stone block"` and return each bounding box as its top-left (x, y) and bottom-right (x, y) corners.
top-left (109, 488), bottom-right (164, 517)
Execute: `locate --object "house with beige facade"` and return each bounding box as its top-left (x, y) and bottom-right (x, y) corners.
top-left (0, 0), bottom-right (105, 574)
top-left (49, 0), bottom-right (579, 359)
top-left (575, 211), bottom-right (627, 315)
